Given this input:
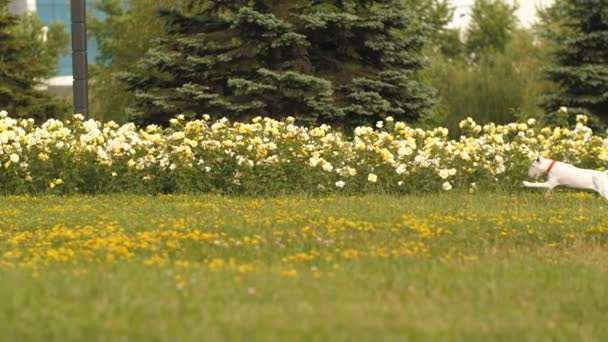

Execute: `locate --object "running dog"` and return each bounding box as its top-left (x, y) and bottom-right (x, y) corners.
top-left (523, 153), bottom-right (608, 199)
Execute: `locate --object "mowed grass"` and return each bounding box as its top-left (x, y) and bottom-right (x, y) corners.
top-left (1, 192), bottom-right (608, 341)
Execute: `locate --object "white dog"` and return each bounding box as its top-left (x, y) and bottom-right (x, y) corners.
top-left (523, 153), bottom-right (608, 199)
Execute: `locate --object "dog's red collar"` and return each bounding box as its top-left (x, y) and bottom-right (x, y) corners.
top-left (545, 160), bottom-right (557, 174)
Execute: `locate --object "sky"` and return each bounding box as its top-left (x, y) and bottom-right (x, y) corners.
top-left (449, 0), bottom-right (555, 29)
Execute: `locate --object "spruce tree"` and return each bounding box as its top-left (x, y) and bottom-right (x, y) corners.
top-left (120, 0), bottom-right (435, 127)
top-left (0, 0), bottom-right (70, 121)
top-left (542, 0), bottom-right (608, 122)
top-left (88, 0), bottom-right (194, 122)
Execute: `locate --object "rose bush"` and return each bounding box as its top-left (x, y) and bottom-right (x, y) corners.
top-left (0, 109), bottom-right (604, 195)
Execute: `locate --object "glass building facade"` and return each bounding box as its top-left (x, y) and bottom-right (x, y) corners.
top-left (35, 0), bottom-right (100, 76)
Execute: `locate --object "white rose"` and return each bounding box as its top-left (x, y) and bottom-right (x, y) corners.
top-left (322, 162), bottom-right (333, 172)
top-left (442, 182), bottom-right (452, 191)
top-left (396, 164), bottom-right (407, 175)
top-left (368, 173), bottom-right (378, 183)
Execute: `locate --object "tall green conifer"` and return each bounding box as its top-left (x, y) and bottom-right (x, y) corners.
top-left (120, 1), bottom-right (435, 127)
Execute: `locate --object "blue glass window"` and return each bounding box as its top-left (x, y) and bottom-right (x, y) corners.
top-left (36, 0), bottom-right (101, 76)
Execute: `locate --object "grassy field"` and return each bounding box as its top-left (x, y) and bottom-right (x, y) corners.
top-left (1, 192), bottom-right (608, 341)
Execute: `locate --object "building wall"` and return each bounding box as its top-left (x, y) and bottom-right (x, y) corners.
top-left (8, 0), bottom-right (35, 14)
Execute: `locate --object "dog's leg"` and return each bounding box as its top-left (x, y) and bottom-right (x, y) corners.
top-left (597, 182), bottom-right (608, 200)
top-left (598, 188), bottom-right (608, 200)
top-left (522, 180), bottom-right (558, 196)
top-left (592, 175), bottom-right (608, 200)
top-left (522, 181), bottom-right (556, 189)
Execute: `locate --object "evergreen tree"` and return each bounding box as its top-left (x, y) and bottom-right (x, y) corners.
top-left (0, 0), bottom-right (70, 121)
top-left (120, 0), bottom-right (436, 127)
top-left (88, 0), bottom-right (192, 122)
top-left (466, 0), bottom-right (518, 58)
top-left (403, 0), bottom-right (463, 59)
top-left (403, 0), bottom-right (453, 46)
top-left (541, 0), bottom-right (608, 123)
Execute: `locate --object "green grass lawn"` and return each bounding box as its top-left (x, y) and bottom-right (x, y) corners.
top-left (1, 192), bottom-right (607, 341)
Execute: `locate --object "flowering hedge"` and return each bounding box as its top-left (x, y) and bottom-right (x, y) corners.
top-left (0, 109), bottom-right (605, 195)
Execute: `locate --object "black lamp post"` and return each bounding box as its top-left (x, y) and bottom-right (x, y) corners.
top-left (71, 0), bottom-right (88, 119)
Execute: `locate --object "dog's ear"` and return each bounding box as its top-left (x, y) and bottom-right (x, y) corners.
top-left (537, 152), bottom-right (542, 162)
